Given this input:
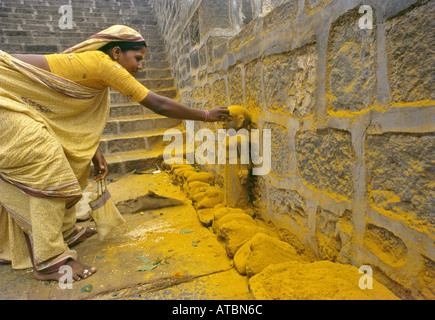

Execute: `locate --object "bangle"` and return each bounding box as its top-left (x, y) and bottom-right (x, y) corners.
top-left (204, 110), bottom-right (210, 122)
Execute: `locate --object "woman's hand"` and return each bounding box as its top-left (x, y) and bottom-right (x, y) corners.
top-left (207, 106), bottom-right (231, 122)
top-left (92, 147), bottom-right (108, 182)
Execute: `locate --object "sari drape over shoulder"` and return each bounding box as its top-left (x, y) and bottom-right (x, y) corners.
top-left (0, 25), bottom-right (145, 271)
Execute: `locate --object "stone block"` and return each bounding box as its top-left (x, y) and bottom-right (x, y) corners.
top-left (263, 122), bottom-right (289, 178)
top-left (107, 137), bottom-right (146, 155)
top-left (366, 133), bottom-right (435, 225)
top-left (315, 207), bottom-right (353, 262)
top-left (386, 0), bottom-right (434, 102)
top-left (263, 44), bottom-right (318, 118)
top-left (203, 83), bottom-right (211, 99)
top-left (263, 0), bottom-right (298, 33)
top-left (327, 7), bottom-right (377, 113)
top-left (102, 121), bottom-right (119, 137)
top-left (119, 118), bottom-right (154, 134)
top-left (240, 0), bottom-right (254, 26)
top-left (153, 118), bottom-right (182, 130)
top-left (191, 85), bottom-right (203, 102)
top-left (190, 49), bottom-right (199, 69)
top-left (269, 187), bottom-right (308, 231)
top-left (418, 256), bottom-right (435, 300)
top-left (199, 44), bottom-right (207, 66)
top-left (124, 156), bottom-right (162, 173)
top-left (206, 36), bottom-right (230, 67)
top-left (305, 0), bottom-right (332, 12)
top-left (364, 223), bottom-right (408, 267)
top-left (189, 10), bottom-right (200, 46)
top-left (229, 17), bottom-right (258, 52)
top-left (199, 0), bottom-right (232, 37)
top-left (212, 78), bottom-right (228, 108)
top-left (24, 44), bottom-right (58, 54)
top-left (244, 59), bottom-right (263, 113)
top-left (228, 66), bottom-right (244, 106)
top-left (296, 129), bottom-right (353, 200)
top-left (109, 104), bottom-right (143, 119)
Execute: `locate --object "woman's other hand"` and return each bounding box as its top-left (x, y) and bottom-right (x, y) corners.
top-left (92, 147), bottom-right (108, 181)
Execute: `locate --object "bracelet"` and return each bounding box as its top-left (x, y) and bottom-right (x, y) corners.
top-left (204, 110), bottom-right (210, 122)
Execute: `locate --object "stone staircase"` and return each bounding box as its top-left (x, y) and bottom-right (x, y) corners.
top-left (0, 0), bottom-right (182, 176)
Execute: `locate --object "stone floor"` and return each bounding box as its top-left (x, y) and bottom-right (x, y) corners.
top-left (0, 171), bottom-right (252, 300)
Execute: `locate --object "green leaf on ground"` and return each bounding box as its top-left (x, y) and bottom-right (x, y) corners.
top-left (180, 230), bottom-right (194, 234)
top-left (138, 265), bottom-right (157, 271)
top-left (81, 284), bottom-right (93, 293)
top-left (135, 256), bottom-right (150, 264)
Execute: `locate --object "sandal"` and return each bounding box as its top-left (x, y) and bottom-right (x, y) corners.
top-left (65, 226), bottom-right (97, 247)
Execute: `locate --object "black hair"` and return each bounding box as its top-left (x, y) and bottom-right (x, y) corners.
top-left (98, 40), bottom-right (147, 54)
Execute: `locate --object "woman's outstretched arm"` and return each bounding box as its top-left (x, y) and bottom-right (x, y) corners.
top-left (140, 91), bottom-right (230, 122)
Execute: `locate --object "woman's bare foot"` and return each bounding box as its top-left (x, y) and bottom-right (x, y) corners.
top-left (33, 259), bottom-right (96, 282)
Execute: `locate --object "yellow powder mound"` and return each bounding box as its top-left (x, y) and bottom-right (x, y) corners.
top-left (185, 181), bottom-right (210, 198)
top-left (170, 165), bottom-right (196, 184)
top-left (234, 233), bottom-right (309, 277)
top-left (197, 187), bottom-right (224, 209)
top-left (249, 260), bottom-right (400, 300)
top-left (186, 172), bottom-right (214, 184)
top-left (182, 170), bottom-right (197, 180)
top-left (213, 212), bottom-right (255, 234)
top-left (218, 220), bottom-right (276, 258)
top-left (173, 166), bottom-right (195, 176)
top-left (197, 208), bottom-right (214, 227)
top-left (214, 207), bottom-right (249, 221)
top-left (192, 186), bottom-right (221, 202)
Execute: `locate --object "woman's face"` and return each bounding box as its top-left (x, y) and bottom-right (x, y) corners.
top-left (112, 47), bottom-right (147, 76)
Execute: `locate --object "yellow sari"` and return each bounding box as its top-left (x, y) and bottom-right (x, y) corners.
top-left (0, 25), bottom-right (144, 272)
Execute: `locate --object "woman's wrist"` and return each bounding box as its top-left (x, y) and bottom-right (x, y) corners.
top-left (204, 109), bottom-right (210, 122)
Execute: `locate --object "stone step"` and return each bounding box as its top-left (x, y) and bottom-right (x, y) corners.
top-left (0, 9), bottom-right (157, 20)
top-left (104, 149), bottom-right (164, 177)
top-left (103, 138), bottom-right (190, 177)
top-left (109, 102), bottom-right (155, 119)
top-left (110, 86), bottom-right (176, 103)
top-left (1, 29), bottom-right (163, 45)
top-left (144, 60), bottom-right (169, 69)
top-left (0, 23), bottom-right (162, 40)
top-left (3, 35), bottom-right (165, 51)
top-left (1, 0), bottom-right (184, 178)
top-left (138, 68), bottom-right (172, 79)
top-left (138, 78), bottom-right (175, 90)
top-left (103, 114), bottom-right (182, 137)
top-left (99, 127), bottom-right (185, 156)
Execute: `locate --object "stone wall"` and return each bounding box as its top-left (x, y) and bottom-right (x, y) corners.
top-left (150, 0), bottom-right (435, 299)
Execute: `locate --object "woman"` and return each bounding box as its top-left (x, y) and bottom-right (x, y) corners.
top-left (0, 25), bottom-right (229, 283)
